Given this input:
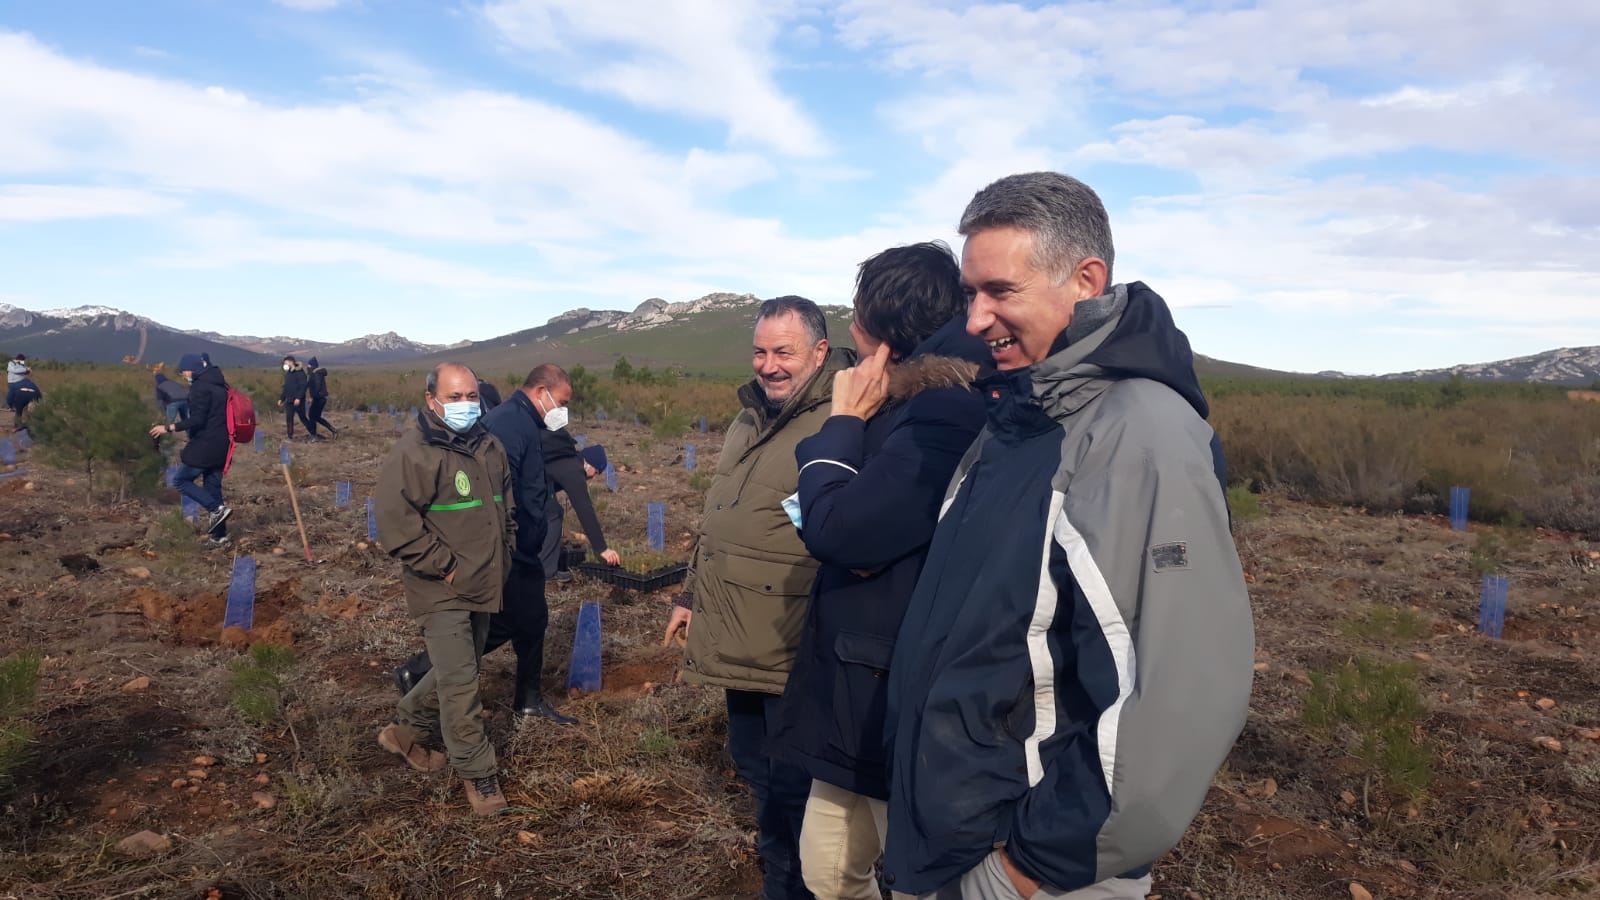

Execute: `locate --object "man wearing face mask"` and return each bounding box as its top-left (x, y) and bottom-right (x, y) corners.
top-left (375, 363), bottom-right (518, 817)
top-left (389, 365), bottom-right (580, 725)
top-left (528, 364), bottom-right (622, 584)
top-left (278, 356), bottom-right (313, 441)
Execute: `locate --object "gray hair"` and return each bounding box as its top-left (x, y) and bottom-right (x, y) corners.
top-left (426, 362), bottom-right (476, 396)
top-left (758, 295), bottom-right (828, 346)
top-left (958, 172), bottom-right (1115, 286)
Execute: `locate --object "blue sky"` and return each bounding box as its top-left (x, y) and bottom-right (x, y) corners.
top-left (1, 1), bottom-right (1596, 374)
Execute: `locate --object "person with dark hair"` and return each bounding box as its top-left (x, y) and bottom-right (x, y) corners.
top-left (882, 173), bottom-right (1251, 900)
top-left (6, 352), bottom-right (32, 429)
top-left (477, 379), bottom-right (502, 413)
top-left (6, 353), bottom-right (28, 387)
top-left (375, 363), bottom-right (517, 817)
top-left (147, 354), bottom-right (232, 546)
top-left (769, 242), bottom-right (990, 900)
top-left (391, 364), bottom-right (582, 726)
top-left (155, 372), bottom-right (189, 424)
top-left (662, 295), bottom-right (855, 900)
top-left (305, 357), bottom-right (338, 439)
top-left (521, 364), bottom-right (621, 583)
top-left (278, 355), bottom-right (313, 440)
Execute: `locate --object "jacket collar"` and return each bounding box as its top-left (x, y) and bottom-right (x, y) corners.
top-left (736, 345), bottom-right (857, 437)
top-left (416, 406), bottom-right (487, 453)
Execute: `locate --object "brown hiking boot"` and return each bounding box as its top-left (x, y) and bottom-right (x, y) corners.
top-left (464, 775), bottom-right (508, 817)
top-left (377, 723), bottom-right (446, 772)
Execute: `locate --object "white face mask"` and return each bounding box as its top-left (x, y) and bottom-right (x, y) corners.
top-left (539, 388), bottom-right (570, 431)
top-left (283, 363), bottom-right (292, 372)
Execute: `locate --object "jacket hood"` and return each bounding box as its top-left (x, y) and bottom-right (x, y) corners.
top-left (889, 317), bottom-right (992, 401)
top-left (1021, 282), bottom-right (1208, 420)
top-left (192, 365), bottom-right (227, 388)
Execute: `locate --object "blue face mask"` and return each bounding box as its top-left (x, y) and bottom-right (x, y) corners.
top-left (438, 400), bottom-right (481, 432)
top-left (781, 492), bottom-right (803, 530)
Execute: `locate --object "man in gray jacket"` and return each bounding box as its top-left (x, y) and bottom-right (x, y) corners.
top-left (882, 173), bottom-right (1254, 898)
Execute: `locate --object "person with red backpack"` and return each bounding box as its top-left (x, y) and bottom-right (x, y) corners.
top-left (148, 353), bottom-right (234, 546)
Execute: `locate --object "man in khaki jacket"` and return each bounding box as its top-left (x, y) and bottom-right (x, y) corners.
top-left (375, 363), bottom-right (517, 817)
top-left (663, 296), bottom-right (854, 900)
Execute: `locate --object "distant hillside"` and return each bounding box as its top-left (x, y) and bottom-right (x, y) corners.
top-left (1383, 346), bottom-right (1600, 385)
top-left (0, 304), bottom-right (278, 368)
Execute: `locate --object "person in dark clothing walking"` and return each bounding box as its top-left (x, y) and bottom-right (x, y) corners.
top-left (392, 365), bottom-right (579, 725)
top-left (155, 372), bottom-right (189, 424)
top-left (278, 356), bottom-right (313, 440)
top-left (769, 243), bottom-right (990, 900)
top-left (148, 354), bottom-right (232, 546)
top-left (530, 366), bottom-right (621, 582)
top-left (6, 376), bottom-right (41, 432)
top-left (305, 357), bottom-right (338, 439)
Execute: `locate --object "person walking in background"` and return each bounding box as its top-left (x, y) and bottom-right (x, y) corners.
top-left (6, 352), bottom-right (33, 430)
top-left (278, 355), bottom-right (313, 441)
top-left (155, 372), bottom-right (189, 425)
top-left (147, 353), bottom-right (232, 547)
top-left (769, 242), bottom-right (990, 900)
top-left (528, 364), bottom-right (621, 583)
top-left (375, 363), bottom-right (517, 817)
top-left (305, 357), bottom-right (338, 439)
top-left (6, 352), bottom-right (28, 388)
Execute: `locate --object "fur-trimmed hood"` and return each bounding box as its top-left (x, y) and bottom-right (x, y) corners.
top-left (889, 354), bottom-right (982, 400)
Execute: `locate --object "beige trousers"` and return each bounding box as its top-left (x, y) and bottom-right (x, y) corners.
top-left (921, 851), bottom-right (1153, 900)
top-left (799, 780), bottom-right (893, 900)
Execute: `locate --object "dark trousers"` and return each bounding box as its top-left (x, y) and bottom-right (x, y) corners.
top-left (539, 495), bottom-right (565, 575)
top-left (726, 688), bottom-right (816, 900)
top-left (402, 559), bottom-right (549, 707)
top-left (285, 403), bottom-right (311, 438)
top-left (172, 463), bottom-right (226, 536)
top-left (308, 397), bottom-right (336, 436)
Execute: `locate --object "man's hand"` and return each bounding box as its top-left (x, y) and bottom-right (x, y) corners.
top-left (147, 425), bottom-right (168, 439)
top-left (276, 400), bottom-right (284, 408)
top-left (831, 342), bottom-right (892, 421)
top-left (998, 850), bottom-right (1040, 899)
top-left (662, 606), bottom-right (692, 647)
top-left (600, 548), bottom-right (622, 566)
top-left (293, 399), bottom-right (301, 406)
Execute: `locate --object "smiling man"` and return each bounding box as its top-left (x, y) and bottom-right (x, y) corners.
top-left (882, 173), bottom-right (1254, 899)
top-left (663, 295), bottom-right (855, 900)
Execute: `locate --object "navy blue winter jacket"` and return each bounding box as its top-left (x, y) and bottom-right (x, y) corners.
top-left (480, 389), bottom-right (549, 565)
top-left (881, 284), bottom-right (1253, 895)
top-left (771, 319), bottom-right (990, 799)
top-left (172, 365), bottom-right (230, 470)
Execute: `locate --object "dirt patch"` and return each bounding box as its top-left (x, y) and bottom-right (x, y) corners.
top-left (126, 577), bottom-right (304, 647)
top-left (603, 654), bottom-right (678, 696)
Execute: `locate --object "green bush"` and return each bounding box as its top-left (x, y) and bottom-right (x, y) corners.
top-left (1302, 656), bottom-right (1432, 799)
top-left (27, 383), bottom-right (166, 501)
top-left (1340, 605), bottom-right (1430, 643)
top-left (0, 653), bottom-right (40, 785)
top-left (230, 644), bottom-right (297, 725)
top-left (1225, 484), bottom-right (1263, 522)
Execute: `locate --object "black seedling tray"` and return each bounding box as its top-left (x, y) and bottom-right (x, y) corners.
top-left (574, 562), bottom-right (689, 592)
top-left (559, 544), bottom-right (589, 570)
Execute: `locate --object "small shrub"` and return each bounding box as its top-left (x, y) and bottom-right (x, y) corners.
top-left (1341, 605), bottom-right (1430, 643)
top-left (1470, 532), bottom-right (1507, 578)
top-left (28, 383), bottom-right (166, 502)
top-left (688, 470), bottom-right (713, 493)
top-left (637, 728), bottom-right (678, 757)
top-left (611, 544), bottom-right (680, 575)
top-left (230, 644), bottom-right (296, 725)
top-left (1225, 484), bottom-right (1263, 522)
top-left (0, 653), bottom-right (41, 785)
top-left (1302, 656), bottom-right (1432, 799)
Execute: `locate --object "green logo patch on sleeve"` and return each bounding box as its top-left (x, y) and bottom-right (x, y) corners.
top-left (454, 470), bottom-right (471, 497)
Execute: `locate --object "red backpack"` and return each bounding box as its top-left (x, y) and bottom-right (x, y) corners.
top-left (223, 386), bottom-right (257, 473)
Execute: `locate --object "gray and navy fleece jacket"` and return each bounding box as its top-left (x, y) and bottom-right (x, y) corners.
top-left (881, 283), bottom-right (1254, 895)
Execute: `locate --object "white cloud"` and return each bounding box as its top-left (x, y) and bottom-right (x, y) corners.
top-left (273, 0), bottom-right (345, 10)
top-left (0, 184), bottom-right (181, 221)
top-left (480, 0), bottom-right (827, 157)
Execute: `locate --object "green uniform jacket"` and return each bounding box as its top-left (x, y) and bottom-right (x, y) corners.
top-left (376, 411), bottom-right (517, 618)
top-left (682, 348), bottom-right (855, 694)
